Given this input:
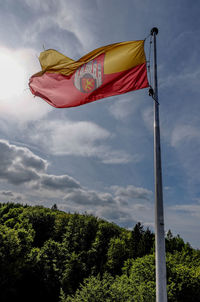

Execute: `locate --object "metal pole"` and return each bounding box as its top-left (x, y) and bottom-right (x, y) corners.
top-left (151, 27), bottom-right (167, 302)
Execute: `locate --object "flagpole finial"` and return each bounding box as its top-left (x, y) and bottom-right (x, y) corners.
top-left (151, 27), bottom-right (158, 35)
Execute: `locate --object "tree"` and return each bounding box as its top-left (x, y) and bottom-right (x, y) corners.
top-left (89, 221), bottom-right (121, 275)
top-left (106, 236), bottom-right (129, 275)
top-left (166, 230), bottom-right (185, 253)
top-left (22, 206), bottom-right (56, 247)
top-left (64, 255), bottom-right (156, 302)
top-left (129, 223), bottom-right (154, 259)
top-left (61, 252), bottom-right (87, 296)
top-left (61, 273), bottom-right (115, 302)
top-left (51, 204), bottom-right (58, 210)
top-left (0, 224), bottom-right (34, 301)
top-left (167, 251), bottom-right (200, 301)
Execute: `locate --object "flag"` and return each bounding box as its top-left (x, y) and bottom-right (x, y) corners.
top-left (29, 40), bottom-right (149, 108)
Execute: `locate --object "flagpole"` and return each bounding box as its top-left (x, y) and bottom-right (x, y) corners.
top-left (150, 27), bottom-right (167, 302)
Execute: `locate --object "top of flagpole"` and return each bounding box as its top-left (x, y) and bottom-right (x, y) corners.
top-left (151, 27), bottom-right (159, 35)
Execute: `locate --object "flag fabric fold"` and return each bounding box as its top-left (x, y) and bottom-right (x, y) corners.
top-left (29, 40), bottom-right (149, 108)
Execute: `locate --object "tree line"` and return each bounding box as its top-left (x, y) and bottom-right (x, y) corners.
top-left (0, 202), bottom-right (199, 301)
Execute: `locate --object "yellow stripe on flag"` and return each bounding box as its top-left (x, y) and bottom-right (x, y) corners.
top-left (35, 40), bottom-right (146, 77)
top-left (104, 40), bottom-right (146, 74)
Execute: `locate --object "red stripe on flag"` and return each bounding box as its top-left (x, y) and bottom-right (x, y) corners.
top-left (29, 63), bottom-right (149, 108)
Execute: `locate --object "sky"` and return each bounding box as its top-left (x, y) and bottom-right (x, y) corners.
top-left (0, 0), bottom-right (200, 248)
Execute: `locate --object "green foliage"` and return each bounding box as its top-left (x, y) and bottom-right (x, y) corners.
top-left (106, 235), bottom-right (129, 275)
top-left (22, 206), bottom-right (56, 247)
top-left (129, 222), bottom-right (154, 259)
top-left (63, 273), bottom-right (115, 302)
top-left (0, 202), bottom-right (199, 302)
top-left (167, 250), bottom-right (200, 301)
top-left (0, 223), bottom-right (34, 301)
top-left (61, 252), bottom-right (87, 295)
top-left (62, 213), bottom-right (99, 254)
top-left (166, 229), bottom-right (185, 253)
top-left (64, 256), bottom-right (156, 302)
top-left (89, 220), bottom-right (122, 275)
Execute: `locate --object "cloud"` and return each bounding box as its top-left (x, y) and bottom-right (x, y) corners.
top-left (25, 19), bottom-right (83, 58)
top-left (0, 140), bottom-right (79, 191)
top-left (95, 199), bottom-right (152, 229)
top-left (171, 124), bottom-right (200, 147)
top-left (0, 140), bottom-right (47, 185)
top-left (108, 95), bottom-right (141, 120)
top-left (142, 106), bottom-right (154, 133)
top-left (30, 119), bottom-right (110, 155)
top-left (0, 190), bottom-right (25, 203)
top-left (165, 202), bottom-right (200, 248)
top-left (0, 191), bottom-right (14, 197)
top-left (28, 119), bottom-right (134, 164)
top-left (23, 0), bottom-right (59, 12)
top-left (56, 0), bottom-right (99, 51)
top-left (112, 185), bottom-right (152, 201)
top-left (169, 204), bottom-right (200, 218)
top-left (61, 183), bottom-right (154, 229)
top-left (160, 68), bottom-right (200, 93)
top-left (97, 149), bottom-right (135, 164)
top-left (40, 174), bottom-right (80, 190)
top-left (169, 123), bottom-right (200, 187)
top-left (64, 188), bottom-right (115, 206)
top-left (97, 206), bottom-right (133, 224)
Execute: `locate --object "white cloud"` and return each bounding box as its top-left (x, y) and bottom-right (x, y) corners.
top-left (56, 0), bottom-right (99, 52)
top-left (30, 119), bottom-right (109, 155)
top-left (165, 202), bottom-right (200, 248)
top-left (24, 0), bottom-right (58, 12)
top-left (169, 204), bottom-right (200, 218)
top-left (159, 68), bottom-right (200, 93)
top-left (168, 123), bottom-right (200, 185)
top-left (28, 119), bottom-right (134, 164)
top-left (142, 105), bottom-right (153, 132)
top-left (108, 95), bottom-right (141, 120)
top-left (171, 124), bottom-right (200, 147)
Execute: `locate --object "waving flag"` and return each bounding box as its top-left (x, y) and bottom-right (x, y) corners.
top-left (29, 40), bottom-right (149, 108)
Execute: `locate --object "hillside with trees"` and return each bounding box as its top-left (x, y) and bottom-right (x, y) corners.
top-left (0, 202), bottom-right (199, 301)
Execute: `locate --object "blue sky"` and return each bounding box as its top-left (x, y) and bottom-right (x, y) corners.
top-left (0, 0), bottom-right (200, 248)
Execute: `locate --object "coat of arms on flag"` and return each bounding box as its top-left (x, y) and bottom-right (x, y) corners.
top-left (74, 56), bottom-right (103, 93)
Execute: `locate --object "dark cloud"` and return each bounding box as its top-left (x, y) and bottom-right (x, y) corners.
top-left (0, 140), bottom-right (46, 185)
top-left (112, 185), bottom-right (152, 201)
top-left (64, 189), bottom-right (115, 206)
top-left (21, 155), bottom-right (47, 171)
top-left (0, 191), bottom-right (14, 197)
top-left (3, 167), bottom-right (39, 185)
top-left (0, 0), bottom-right (82, 56)
top-left (0, 190), bottom-right (25, 203)
top-left (0, 140), bottom-right (80, 190)
top-left (35, 24), bottom-right (83, 58)
top-left (0, 0), bottom-right (42, 48)
top-left (40, 174), bottom-right (80, 190)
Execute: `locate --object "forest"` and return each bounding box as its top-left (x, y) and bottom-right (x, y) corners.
top-left (0, 202), bottom-right (200, 302)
